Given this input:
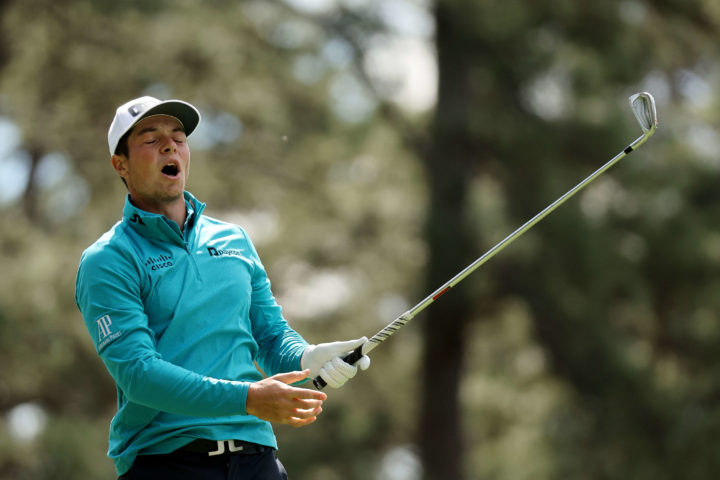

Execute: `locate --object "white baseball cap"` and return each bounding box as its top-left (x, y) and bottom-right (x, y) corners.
top-left (107, 96), bottom-right (201, 155)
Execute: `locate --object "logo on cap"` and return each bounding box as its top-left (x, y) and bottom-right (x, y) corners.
top-left (128, 100), bottom-right (155, 117)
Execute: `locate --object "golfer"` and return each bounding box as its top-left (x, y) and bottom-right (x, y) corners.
top-left (75, 96), bottom-right (370, 479)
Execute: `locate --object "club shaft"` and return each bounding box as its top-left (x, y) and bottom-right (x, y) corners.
top-left (313, 117), bottom-right (656, 389)
top-left (361, 133), bottom-right (650, 356)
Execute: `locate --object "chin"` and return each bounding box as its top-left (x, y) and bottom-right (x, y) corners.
top-left (168, 191), bottom-right (185, 202)
top-left (167, 183), bottom-right (186, 197)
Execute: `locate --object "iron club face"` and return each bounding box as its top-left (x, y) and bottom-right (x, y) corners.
top-left (629, 92), bottom-right (658, 135)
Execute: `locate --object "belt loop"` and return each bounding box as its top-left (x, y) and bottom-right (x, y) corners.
top-left (208, 440), bottom-right (226, 456)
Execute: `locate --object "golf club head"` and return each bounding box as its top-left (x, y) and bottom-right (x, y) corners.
top-left (629, 92), bottom-right (658, 136)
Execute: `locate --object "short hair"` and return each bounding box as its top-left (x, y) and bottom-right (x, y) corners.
top-left (114, 128), bottom-right (132, 188)
top-left (114, 128), bottom-right (132, 158)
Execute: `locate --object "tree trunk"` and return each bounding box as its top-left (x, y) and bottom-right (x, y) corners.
top-left (418, 3), bottom-right (480, 478)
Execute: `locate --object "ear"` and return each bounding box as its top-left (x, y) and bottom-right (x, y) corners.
top-left (111, 154), bottom-right (128, 179)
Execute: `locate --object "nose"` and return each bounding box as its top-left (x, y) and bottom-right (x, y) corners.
top-left (161, 138), bottom-right (177, 153)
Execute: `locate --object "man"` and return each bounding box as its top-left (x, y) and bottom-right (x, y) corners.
top-left (75, 96), bottom-right (370, 479)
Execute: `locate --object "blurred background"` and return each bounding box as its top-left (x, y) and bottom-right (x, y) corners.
top-left (1, 0), bottom-right (720, 478)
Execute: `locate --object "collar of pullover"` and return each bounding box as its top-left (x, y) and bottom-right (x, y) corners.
top-left (122, 191), bottom-right (206, 246)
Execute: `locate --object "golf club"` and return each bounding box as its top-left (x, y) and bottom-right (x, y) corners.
top-left (314, 92), bottom-right (659, 390)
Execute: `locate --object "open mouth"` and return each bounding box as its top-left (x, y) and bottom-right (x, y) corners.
top-left (161, 163), bottom-right (180, 177)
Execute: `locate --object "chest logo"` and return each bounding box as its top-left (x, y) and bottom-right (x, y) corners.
top-left (207, 247), bottom-right (244, 257)
top-left (145, 254), bottom-right (174, 271)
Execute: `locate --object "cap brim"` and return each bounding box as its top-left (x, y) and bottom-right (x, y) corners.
top-left (139, 100), bottom-right (201, 136)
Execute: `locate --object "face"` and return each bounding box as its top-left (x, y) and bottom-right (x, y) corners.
top-left (111, 115), bottom-right (190, 214)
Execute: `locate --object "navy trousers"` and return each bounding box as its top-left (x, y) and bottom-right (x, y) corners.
top-left (118, 448), bottom-right (288, 480)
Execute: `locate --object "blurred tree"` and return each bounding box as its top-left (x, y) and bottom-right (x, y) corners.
top-left (418, 0), bottom-right (720, 478)
top-left (0, 0), bottom-right (12, 73)
top-left (415, 0), bottom-right (720, 478)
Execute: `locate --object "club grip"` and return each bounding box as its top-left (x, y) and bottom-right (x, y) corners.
top-left (312, 345), bottom-right (364, 390)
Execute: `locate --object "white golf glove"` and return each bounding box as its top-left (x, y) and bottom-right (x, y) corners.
top-left (301, 337), bottom-right (371, 389)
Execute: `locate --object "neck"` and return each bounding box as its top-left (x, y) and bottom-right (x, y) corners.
top-left (130, 194), bottom-right (187, 231)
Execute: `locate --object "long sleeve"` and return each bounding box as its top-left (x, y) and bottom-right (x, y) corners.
top-left (243, 228), bottom-right (308, 376)
top-left (76, 240), bottom-right (250, 417)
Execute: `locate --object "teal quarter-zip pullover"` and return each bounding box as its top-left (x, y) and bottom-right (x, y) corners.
top-left (75, 191), bottom-right (308, 475)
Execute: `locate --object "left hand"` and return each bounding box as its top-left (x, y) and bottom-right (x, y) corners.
top-left (246, 370), bottom-right (327, 427)
top-left (301, 337), bottom-right (371, 389)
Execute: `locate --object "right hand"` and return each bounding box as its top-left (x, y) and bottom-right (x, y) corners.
top-left (246, 370), bottom-right (327, 427)
top-left (301, 337), bottom-right (371, 389)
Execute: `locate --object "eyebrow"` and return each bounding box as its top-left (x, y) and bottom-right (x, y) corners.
top-left (135, 125), bottom-right (186, 136)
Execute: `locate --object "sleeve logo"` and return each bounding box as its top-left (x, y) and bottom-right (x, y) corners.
top-left (96, 315), bottom-right (123, 350)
